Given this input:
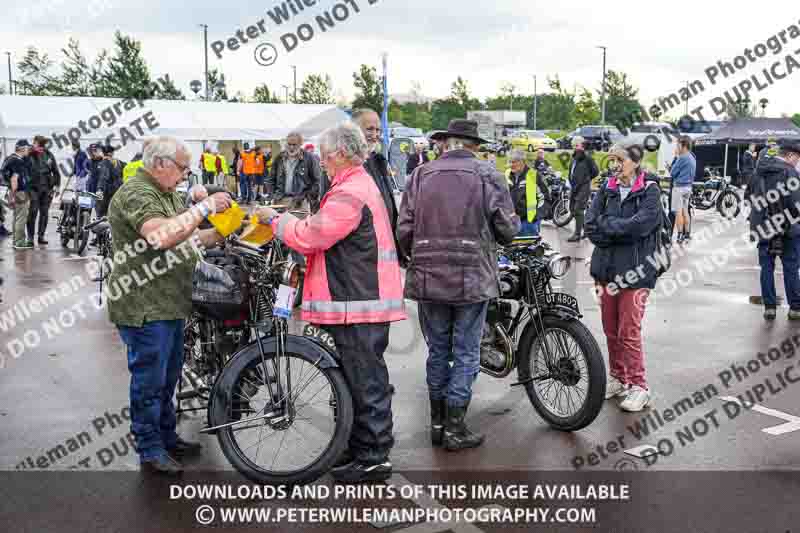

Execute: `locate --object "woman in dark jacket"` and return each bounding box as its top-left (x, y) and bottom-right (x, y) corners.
top-left (585, 144), bottom-right (662, 413)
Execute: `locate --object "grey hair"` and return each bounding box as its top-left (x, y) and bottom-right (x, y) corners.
top-left (286, 131), bottom-right (303, 143)
top-left (351, 108), bottom-right (378, 122)
top-left (444, 137), bottom-right (479, 152)
top-left (509, 149), bottom-right (526, 162)
top-left (142, 136), bottom-right (189, 170)
top-left (319, 121), bottom-right (368, 163)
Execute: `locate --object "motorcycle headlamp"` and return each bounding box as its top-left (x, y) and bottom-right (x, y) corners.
top-left (281, 261), bottom-right (303, 288)
top-left (547, 253), bottom-right (572, 279)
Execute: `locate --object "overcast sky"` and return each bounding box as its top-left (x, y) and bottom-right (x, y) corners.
top-left (2, 0), bottom-right (799, 119)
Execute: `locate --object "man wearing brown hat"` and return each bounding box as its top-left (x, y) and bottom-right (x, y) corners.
top-left (397, 119), bottom-right (520, 452)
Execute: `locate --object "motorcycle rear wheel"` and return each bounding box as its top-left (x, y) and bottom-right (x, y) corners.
top-left (517, 316), bottom-right (605, 431)
top-left (76, 212), bottom-right (90, 255)
top-left (716, 190), bottom-right (740, 219)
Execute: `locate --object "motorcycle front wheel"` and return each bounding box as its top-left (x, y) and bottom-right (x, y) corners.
top-left (211, 339), bottom-right (353, 486)
top-left (517, 316), bottom-right (605, 431)
top-left (552, 196), bottom-right (573, 227)
top-left (76, 211), bottom-right (90, 255)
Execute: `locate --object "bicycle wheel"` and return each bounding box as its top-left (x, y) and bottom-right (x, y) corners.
top-left (211, 338), bottom-right (353, 486)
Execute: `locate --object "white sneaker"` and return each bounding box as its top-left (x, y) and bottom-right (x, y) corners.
top-left (619, 386), bottom-right (651, 412)
top-left (605, 375), bottom-right (629, 399)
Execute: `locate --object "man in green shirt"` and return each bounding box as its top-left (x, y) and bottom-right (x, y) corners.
top-left (106, 136), bottom-right (232, 475)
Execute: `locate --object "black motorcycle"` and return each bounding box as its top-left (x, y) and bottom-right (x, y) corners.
top-left (690, 168), bottom-right (740, 219)
top-left (482, 239), bottom-right (605, 431)
top-left (540, 169), bottom-right (573, 228)
top-left (57, 188), bottom-right (99, 254)
top-left (178, 220), bottom-right (349, 486)
top-left (84, 216), bottom-right (113, 300)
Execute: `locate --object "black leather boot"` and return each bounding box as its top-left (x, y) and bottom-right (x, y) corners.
top-left (567, 212), bottom-right (584, 242)
top-left (443, 403), bottom-right (484, 451)
top-left (430, 396), bottom-right (446, 447)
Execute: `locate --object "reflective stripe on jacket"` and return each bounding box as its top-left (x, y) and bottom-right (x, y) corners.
top-left (271, 165), bottom-right (406, 325)
top-left (123, 160), bottom-right (144, 182)
top-left (505, 167), bottom-right (538, 222)
top-left (219, 155), bottom-right (229, 175)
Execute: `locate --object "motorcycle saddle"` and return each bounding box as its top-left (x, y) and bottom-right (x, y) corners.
top-left (89, 221), bottom-right (111, 235)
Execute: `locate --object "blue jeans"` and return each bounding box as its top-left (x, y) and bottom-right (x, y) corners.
top-left (238, 174), bottom-right (250, 202)
top-left (117, 320), bottom-right (185, 461)
top-left (518, 219), bottom-right (540, 237)
top-left (758, 236), bottom-right (800, 310)
top-left (419, 301), bottom-right (489, 408)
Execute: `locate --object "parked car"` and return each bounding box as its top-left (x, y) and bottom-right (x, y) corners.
top-left (480, 140), bottom-right (507, 155)
top-left (621, 122), bottom-right (675, 151)
top-left (390, 126), bottom-right (427, 147)
top-left (509, 130), bottom-right (558, 152)
top-left (571, 125), bottom-right (624, 151)
top-left (557, 128), bottom-right (580, 149)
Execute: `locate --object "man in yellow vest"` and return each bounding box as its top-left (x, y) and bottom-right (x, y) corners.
top-left (200, 145), bottom-right (218, 185)
top-left (123, 153), bottom-right (144, 183)
top-left (505, 150), bottom-right (550, 237)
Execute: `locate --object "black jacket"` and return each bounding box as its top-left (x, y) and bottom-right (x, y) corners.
top-left (568, 151), bottom-right (599, 205)
top-left (585, 172), bottom-right (663, 290)
top-left (28, 150), bottom-right (61, 191)
top-left (97, 159), bottom-right (124, 217)
top-left (741, 151), bottom-right (756, 176)
top-left (406, 151), bottom-right (429, 175)
top-left (748, 156), bottom-right (800, 243)
top-left (269, 151), bottom-right (321, 204)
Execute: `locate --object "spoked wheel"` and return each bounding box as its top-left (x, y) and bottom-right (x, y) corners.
top-left (716, 190), bottom-right (740, 219)
top-left (211, 341), bottom-right (353, 486)
top-left (76, 212), bottom-right (90, 255)
top-left (517, 316), bottom-right (605, 431)
top-left (177, 317), bottom-right (208, 424)
top-left (552, 196), bottom-right (573, 227)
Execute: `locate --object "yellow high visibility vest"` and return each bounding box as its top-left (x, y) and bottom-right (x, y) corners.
top-left (202, 153), bottom-right (218, 172)
top-left (123, 160), bottom-right (144, 183)
top-left (219, 155), bottom-right (229, 175)
top-left (505, 168), bottom-right (538, 222)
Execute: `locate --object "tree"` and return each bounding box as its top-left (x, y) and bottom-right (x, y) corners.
top-left (793, 113), bottom-right (800, 128)
top-left (205, 68), bottom-right (228, 101)
top-left (16, 34), bottom-right (184, 100)
top-left (450, 76), bottom-right (480, 112)
top-left (99, 32), bottom-right (155, 101)
top-left (351, 64), bottom-right (383, 113)
top-left (599, 70), bottom-right (642, 129)
top-left (252, 83), bottom-right (282, 103)
top-left (152, 73), bottom-right (185, 100)
top-left (400, 102), bottom-right (432, 131)
top-left (388, 100), bottom-right (404, 123)
top-left (726, 98), bottom-right (755, 120)
top-left (574, 88), bottom-right (600, 126)
top-left (297, 73), bottom-right (334, 104)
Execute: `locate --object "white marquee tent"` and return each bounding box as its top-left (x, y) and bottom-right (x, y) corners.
top-left (0, 95), bottom-right (349, 178)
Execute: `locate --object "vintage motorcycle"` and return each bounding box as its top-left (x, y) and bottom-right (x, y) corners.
top-left (690, 168), bottom-right (741, 219)
top-left (84, 216), bottom-right (113, 300)
top-left (481, 238), bottom-right (606, 431)
top-left (177, 218), bottom-right (349, 486)
top-left (540, 169), bottom-right (573, 228)
top-left (57, 186), bottom-right (100, 254)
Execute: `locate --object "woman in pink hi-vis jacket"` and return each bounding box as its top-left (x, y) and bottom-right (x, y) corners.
top-left (257, 121), bottom-right (406, 485)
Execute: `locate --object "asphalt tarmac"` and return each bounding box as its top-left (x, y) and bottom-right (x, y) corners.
top-left (1, 204), bottom-right (799, 477)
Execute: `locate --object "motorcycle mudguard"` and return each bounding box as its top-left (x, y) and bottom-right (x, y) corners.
top-left (518, 308), bottom-right (582, 351)
top-left (206, 334), bottom-right (341, 434)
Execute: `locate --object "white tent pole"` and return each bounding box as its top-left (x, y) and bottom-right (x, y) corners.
top-left (724, 143), bottom-right (729, 178)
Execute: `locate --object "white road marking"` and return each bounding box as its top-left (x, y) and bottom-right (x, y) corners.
top-left (624, 445), bottom-right (659, 458)
top-left (61, 255), bottom-right (92, 261)
top-left (719, 396), bottom-right (800, 435)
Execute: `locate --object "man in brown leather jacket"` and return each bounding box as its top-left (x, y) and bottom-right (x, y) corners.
top-left (397, 119), bottom-right (520, 452)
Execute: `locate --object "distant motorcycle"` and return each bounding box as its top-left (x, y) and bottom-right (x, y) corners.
top-left (540, 169), bottom-right (572, 228)
top-left (57, 187), bottom-right (100, 255)
top-left (690, 168), bottom-right (740, 219)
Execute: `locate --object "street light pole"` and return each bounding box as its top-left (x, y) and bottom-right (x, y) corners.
top-left (597, 46), bottom-right (607, 123)
top-left (200, 24), bottom-right (209, 100)
top-left (5, 52), bottom-right (13, 95)
top-left (282, 85), bottom-right (289, 104)
top-left (533, 75), bottom-right (538, 130)
top-left (291, 65), bottom-right (297, 103)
